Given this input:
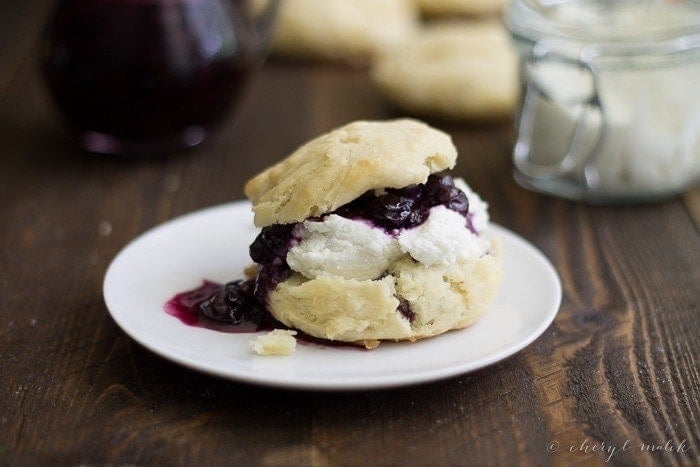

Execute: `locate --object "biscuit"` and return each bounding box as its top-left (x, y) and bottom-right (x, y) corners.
top-left (244, 119), bottom-right (457, 227)
top-left (415, 0), bottom-right (505, 17)
top-left (245, 119), bottom-right (502, 347)
top-left (268, 242), bottom-right (502, 345)
top-left (371, 22), bottom-right (519, 121)
top-left (267, 0), bottom-right (419, 65)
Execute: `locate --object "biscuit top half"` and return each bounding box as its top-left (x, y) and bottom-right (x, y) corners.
top-left (244, 119), bottom-right (457, 227)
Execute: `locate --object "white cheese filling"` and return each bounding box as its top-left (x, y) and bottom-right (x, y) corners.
top-left (286, 179), bottom-right (490, 280)
top-left (397, 205), bottom-right (489, 267)
top-left (286, 214), bottom-right (403, 281)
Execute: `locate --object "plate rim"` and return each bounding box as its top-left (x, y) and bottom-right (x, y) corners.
top-left (103, 201), bottom-right (562, 391)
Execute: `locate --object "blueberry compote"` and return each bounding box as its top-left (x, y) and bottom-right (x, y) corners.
top-left (334, 171), bottom-right (472, 232)
top-left (166, 279), bottom-right (280, 332)
top-left (42, 0), bottom-right (269, 154)
top-left (166, 172), bottom-right (474, 337)
top-left (248, 223), bottom-right (297, 303)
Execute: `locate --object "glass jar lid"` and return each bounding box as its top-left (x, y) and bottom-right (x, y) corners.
top-left (504, 0), bottom-right (700, 65)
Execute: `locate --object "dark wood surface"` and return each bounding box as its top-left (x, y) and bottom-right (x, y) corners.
top-left (1, 1), bottom-right (698, 465)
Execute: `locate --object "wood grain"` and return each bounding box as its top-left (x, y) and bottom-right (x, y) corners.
top-left (1, 3), bottom-right (698, 465)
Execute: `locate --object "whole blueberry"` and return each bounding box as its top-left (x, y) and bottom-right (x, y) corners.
top-left (249, 223), bottom-right (296, 264)
top-left (423, 172), bottom-right (453, 202)
top-left (335, 191), bottom-right (374, 219)
top-left (444, 187), bottom-right (469, 217)
top-left (370, 194), bottom-right (415, 229)
top-left (224, 279), bottom-right (272, 325)
top-left (397, 298), bottom-right (415, 322)
top-left (388, 183), bottom-right (422, 201)
top-left (199, 289), bottom-right (241, 323)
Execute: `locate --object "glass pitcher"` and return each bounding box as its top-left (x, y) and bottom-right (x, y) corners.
top-left (42, 0), bottom-right (278, 155)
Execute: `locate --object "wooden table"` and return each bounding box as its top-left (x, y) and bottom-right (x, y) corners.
top-left (2, 2), bottom-right (698, 465)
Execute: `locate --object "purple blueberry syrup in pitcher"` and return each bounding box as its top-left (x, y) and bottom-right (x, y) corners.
top-left (42, 0), bottom-right (269, 154)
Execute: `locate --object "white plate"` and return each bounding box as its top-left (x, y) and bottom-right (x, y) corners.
top-left (104, 201), bottom-right (561, 390)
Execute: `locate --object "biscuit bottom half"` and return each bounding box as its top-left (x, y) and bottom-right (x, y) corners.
top-left (266, 241), bottom-right (502, 348)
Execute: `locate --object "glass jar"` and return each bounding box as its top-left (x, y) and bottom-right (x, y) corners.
top-left (504, 0), bottom-right (700, 203)
top-left (41, 0), bottom-right (278, 155)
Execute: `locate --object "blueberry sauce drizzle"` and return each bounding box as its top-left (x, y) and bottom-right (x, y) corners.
top-left (166, 172), bottom-right (476, 338)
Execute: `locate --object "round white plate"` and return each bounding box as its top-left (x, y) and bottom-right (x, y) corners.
top-left (104, 201), bottom-right (561, 390)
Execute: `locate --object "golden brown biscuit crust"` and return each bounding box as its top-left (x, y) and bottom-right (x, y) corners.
top-left (244, 119), bottom-right (457, 227)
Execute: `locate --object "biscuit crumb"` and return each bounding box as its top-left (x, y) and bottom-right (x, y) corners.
top-left (361, 340), bottom-right (380, 350)
top-left (251, 330), bottom-right (298, 356)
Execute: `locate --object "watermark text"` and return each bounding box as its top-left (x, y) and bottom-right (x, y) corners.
top-left (546, 438), bottom-right (690, 462)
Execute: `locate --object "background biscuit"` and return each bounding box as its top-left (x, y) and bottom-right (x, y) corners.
top-left (267, 0), bottom-right (419, 65)
top-left (371, 22), bottom-right (519, 121)
top-left (416, 0), bottom-right (505, 17)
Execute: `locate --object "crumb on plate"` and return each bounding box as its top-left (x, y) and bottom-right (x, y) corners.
top-left (251, 329), bottom-right (298, 356)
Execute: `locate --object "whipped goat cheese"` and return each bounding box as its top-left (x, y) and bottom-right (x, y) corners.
top-left (286, 180), bottom-right (490, 278)
top-left (398, 206), bottom-right (489, 266)
top-left (286, 214), bottom-right (403, 280)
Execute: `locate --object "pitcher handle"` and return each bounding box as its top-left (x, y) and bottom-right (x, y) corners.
top-left (513, 40), bottom-right (607, 192)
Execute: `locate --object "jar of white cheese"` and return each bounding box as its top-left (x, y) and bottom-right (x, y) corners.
top-left (504, 0), bottom-right (700, 203)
